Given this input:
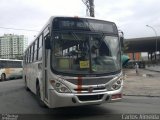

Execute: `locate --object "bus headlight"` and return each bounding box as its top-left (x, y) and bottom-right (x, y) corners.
top-left (111, 77), bottom-right (123, 90)
top-left (50, 80), bottom-right (71, 93)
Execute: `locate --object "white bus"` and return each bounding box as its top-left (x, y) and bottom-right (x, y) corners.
top-left (23, 16), bottom-right (124, 108)
top-left (0, 59), bottom-right (23, 81)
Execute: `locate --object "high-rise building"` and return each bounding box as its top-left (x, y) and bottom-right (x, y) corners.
top-left (0, 34), bottom-right (28, 59)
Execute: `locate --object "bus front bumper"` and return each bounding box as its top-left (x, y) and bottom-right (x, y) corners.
top-left (48, 88), bottom-right (123, 108)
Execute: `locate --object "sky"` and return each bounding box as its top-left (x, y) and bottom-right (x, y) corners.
top-left (0, 0), bottom-right (160, 45)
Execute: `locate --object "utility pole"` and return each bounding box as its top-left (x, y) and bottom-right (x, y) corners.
top-left (82, 0), bottom-right (95, 17)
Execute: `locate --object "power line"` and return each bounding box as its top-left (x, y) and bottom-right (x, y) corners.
top-left (0, 26), bottom-right (39, 32)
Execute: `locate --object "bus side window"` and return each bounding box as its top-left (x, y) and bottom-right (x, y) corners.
top-left (24, 53), bottom-right (26, 64)
top-left (34, 40), bottom-right (38, 61)
top-left (30, 45), bottom-right (33, 62)
top-left (37, 38), bottom-right (39, 60)
top-left (27, 50), bottom-right (29, 63)
top-left (26, 53), bottom-right (27, 63)
top-left (29, 47), bottom-right (31, 63)
top-left (32, 43), bottom-right (35, 62)
top-left (38, 35), bottom-right (43, 60)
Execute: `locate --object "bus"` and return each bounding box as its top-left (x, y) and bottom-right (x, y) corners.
top-left (23, 16), bottom-right (124, 108)
top-left (0, 59), bottom-right (23, 81)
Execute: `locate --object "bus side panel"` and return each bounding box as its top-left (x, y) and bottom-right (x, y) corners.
top-left (25, 62), bottom-right (42, 94)
top-left (28, 63), bottom-right (36, 94)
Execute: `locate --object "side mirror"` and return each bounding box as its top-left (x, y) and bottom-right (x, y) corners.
top-left (120, 36), bottom-right (124, 48)
top-left (45, 36), bottom-right (51, 49)
top-left (118, 30), bottom-right (124, 48)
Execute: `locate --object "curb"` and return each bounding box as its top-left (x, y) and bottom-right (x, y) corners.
top-left (144, 68), bottom-right (160, 73)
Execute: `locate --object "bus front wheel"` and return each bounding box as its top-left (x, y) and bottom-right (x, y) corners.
top-left (36, 82), bottom-right (46, 107)
top-left (1, 73), bottom-right (6, 81)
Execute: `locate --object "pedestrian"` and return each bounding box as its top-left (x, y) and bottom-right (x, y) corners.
top-left (135, 63), bottom-right (139, 75)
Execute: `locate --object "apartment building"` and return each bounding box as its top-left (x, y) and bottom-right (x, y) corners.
top-left (0, 34), bottom-right (28, 59)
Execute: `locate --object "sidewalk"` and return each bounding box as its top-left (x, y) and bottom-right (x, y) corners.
top-left (123, 69), bottom-right (160, 97)
top-left (145, 64), bottom-right (160, 72)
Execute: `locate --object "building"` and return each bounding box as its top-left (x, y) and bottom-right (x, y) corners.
top-left (0, 34), bottom-right (28, 59)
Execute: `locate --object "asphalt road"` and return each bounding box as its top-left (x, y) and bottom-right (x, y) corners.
top-left (0, 80), bottom-right (160, 120)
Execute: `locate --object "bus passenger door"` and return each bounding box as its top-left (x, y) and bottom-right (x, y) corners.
top-left (43, 34), bottom-right (50, 101)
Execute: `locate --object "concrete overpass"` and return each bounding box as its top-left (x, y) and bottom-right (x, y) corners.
top-left (124, 36), bottom-right (160, 61)
top-left (124, 36), bottom-right (160, 53)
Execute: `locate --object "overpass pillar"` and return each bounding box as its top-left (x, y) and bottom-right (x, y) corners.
top-left (155, 52), bottom-right (157, 60)
top-left (148, 52), bottom-right (150, 60)
top-left (151, 52), bottom-right (153, 61)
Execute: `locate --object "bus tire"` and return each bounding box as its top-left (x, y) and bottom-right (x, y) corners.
top-left (25, 78), bottom-right (30, 91)
top-left (1, 73), bottom-right (6, 81)
top-left (36, 82), bottom-right (46, 108)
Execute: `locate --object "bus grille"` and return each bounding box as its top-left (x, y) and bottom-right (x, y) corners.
top-left (74, 87), bottom-right (106, 91)
top-left (78, 94), bottom-right (104, 101)
top-left (66, 77), bottom-right (113, 85)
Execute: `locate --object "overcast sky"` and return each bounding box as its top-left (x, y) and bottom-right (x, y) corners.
top-left (0, 0), bottom-right (160, 44)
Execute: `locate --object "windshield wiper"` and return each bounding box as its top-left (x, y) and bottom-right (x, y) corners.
top-left (90, 33), bottom-right (105, 49)
top-left (71, 31), bottom-right (81, 41)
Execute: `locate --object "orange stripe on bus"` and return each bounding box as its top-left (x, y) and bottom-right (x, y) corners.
top-left (77, 76), bottom-right (82, 93)
top-left (5, 68), bottom-right (11, 74)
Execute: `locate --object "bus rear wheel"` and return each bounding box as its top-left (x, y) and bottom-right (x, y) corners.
top-left (36, 83), bottom-right (46, 107)
top-left (1, 73), bottom-right (6, 81)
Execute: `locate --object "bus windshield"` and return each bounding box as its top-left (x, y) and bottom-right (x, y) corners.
top-left (51, 32), bottom-right (121, 75)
